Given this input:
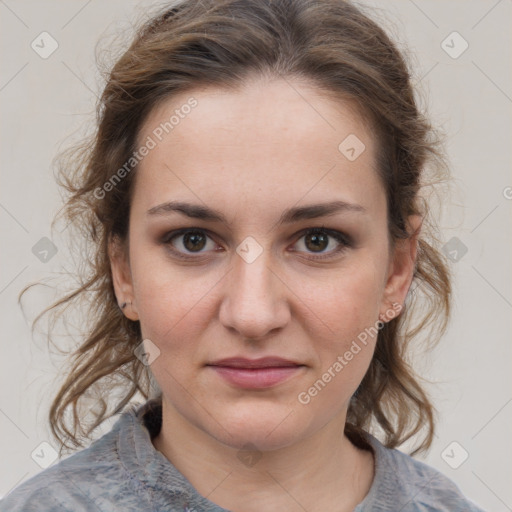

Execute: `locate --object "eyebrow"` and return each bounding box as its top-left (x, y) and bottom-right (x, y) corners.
top-left (146, 199), bottom-right (366, 225)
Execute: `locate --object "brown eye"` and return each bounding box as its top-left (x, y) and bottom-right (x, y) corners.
top-left (304, 232), bottom-right (329, 252)
top-left (163, 229), bottom-right (217, 256)
top-left (292, 227), bottom-right (353, 260)
top-left (182, 231), bottom-right (207, 252)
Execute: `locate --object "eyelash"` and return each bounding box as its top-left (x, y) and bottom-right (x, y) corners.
top-left (161, 226), bottom-right (352, 261)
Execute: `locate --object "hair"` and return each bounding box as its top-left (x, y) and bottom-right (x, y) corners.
top-left (22, 0), bottom-right (451, 456)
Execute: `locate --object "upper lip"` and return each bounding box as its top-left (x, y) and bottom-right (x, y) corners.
top-left (207, 357), bottom-right (303, 369)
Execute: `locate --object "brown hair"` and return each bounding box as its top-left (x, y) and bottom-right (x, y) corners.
top-left (23, 0), bottom-right (450, 455)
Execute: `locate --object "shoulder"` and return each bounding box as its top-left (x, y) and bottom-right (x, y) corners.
top-left (357, 433), bottom-right (487, 512)
top-left (0, 406), bottom-right (149, 512)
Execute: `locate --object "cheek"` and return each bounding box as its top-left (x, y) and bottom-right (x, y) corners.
top-left (130, 249), bottom-right (220, 349)
top-left (304, 257), bottom-right (384, 339)
top-left (297, 254), bottom-right (385, 391)
top-left (296, 270), bottom-right (382, 408)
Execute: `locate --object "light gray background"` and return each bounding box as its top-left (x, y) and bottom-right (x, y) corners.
top-left (1, 0), bottom-right (511, 509)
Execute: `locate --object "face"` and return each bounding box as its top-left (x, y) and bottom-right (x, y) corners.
top-left (111, 77), bottom-right (416, 451)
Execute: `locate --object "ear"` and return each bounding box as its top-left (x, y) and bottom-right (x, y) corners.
top-left (379, 215), bottom-right (422, 320)
top-left (109, 235), bottom-right (139, 321)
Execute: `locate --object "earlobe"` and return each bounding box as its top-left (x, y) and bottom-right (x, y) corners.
top-left (380, 215), bottom-right (422, 318)
top-left (109, 236), bottom-right (139, 321)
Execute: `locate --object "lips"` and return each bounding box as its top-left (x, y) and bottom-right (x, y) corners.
top-left (207, 357), bottom-right (304, 389)
top-left (208, 357), bottom-right (302, 369)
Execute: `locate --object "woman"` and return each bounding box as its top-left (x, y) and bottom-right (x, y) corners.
top-left (1, 0), bottom-right (485, 510)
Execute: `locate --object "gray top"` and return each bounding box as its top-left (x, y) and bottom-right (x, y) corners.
top-left (0, 399), bottom-right (485, 511)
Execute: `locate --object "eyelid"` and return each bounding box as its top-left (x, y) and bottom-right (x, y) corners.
top-left (161, 227), bottom-right (221, 259)
top-left (161, 226), bottom-right (352, 260)
top-left (290, 226), bottom-right (352, 260)
top-left (294, 226), bottom-right (352, 247)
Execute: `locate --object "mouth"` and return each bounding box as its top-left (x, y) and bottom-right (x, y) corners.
top-left (206, 357), bottom-right (305, 389)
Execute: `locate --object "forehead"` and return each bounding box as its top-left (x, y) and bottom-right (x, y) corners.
top-left (133, 77), bottom-right (383, 217)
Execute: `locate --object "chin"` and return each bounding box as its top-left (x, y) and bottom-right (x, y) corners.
top-left (203, 403), bottom-right (310, 452)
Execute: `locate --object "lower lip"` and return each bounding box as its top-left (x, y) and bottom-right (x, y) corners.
top-left (209, 365), bottom-right (303, 389)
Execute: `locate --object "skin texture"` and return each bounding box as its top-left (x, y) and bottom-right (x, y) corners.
top-left (110, 77), bottom-right (419, 512)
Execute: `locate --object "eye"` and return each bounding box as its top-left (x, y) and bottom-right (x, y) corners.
top-left (161, 226), bottom-right (352, 261)
top-left (291, 227), bottom-right (352, 259)
top-left (162, 228), bottom-right (218, 258)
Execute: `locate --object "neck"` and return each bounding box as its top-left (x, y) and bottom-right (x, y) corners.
top-left (152, 398), bottom-right (374, 512)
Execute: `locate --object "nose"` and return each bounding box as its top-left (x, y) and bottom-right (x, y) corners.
top-left (218, 246), bottom-right (290, 340)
